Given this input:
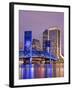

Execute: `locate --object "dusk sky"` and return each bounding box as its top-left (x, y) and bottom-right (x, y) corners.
top-left (19, 10), bottom-right (64, 55)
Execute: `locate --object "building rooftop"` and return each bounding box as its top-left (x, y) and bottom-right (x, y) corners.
top-left (48, 26), bottom-right (60, 31)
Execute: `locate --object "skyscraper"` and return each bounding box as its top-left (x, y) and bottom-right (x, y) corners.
top-left (48, 27), bottom-right (60, 58)
top-left (43, 29), bottom-right (48, 51)
top-left (43, 27), bottom-right (61, 58)
top-left (24, 31), bottom-right (32, 56)
top-left (32, 39), bottom-right (41, 51)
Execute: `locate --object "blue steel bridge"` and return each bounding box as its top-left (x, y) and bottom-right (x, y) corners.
top-left (19, 49), bottom-right (58, 61)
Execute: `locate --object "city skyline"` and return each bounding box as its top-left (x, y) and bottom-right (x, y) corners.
top-left (19, 30), bottom-right (64, 79)
top-left (19, 28), bottom-right (62, 58)
top-left (19, 10), bottom-right (64, 55)
top-left (19, 27), bottom-right (63, 56)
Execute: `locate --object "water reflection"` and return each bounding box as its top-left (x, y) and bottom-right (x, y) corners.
top-left (19, 61), bottom-right (64, 79)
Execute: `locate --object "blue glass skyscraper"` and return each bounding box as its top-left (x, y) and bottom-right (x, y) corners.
top-left (24, 31), bottom-right (33, 79)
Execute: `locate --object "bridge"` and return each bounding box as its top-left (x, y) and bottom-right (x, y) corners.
top-left (19, 49), bottom-right (58, 61)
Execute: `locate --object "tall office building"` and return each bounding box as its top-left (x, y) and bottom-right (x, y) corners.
top-left (24, 31), bottom-right (32, 55)
top-left (48, 27), bottom-right (60, 58)
top-left (43, 27), bottom-right (61, 58)
top-left (32, 39), bottom-right (41, 51)
top-left (43, 29), bottom-right (48, 51)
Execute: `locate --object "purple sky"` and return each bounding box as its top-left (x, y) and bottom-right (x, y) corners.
top-left (19, 10), bottom-right (64, 55)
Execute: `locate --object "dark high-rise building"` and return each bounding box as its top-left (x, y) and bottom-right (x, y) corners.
top-left (32, 39), bottom-right (41, 51)
top-left (43, 29), bottom-right (48, 51)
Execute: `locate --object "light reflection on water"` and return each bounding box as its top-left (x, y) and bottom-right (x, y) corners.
top-left (19, 63), bottom-right (64, 79)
